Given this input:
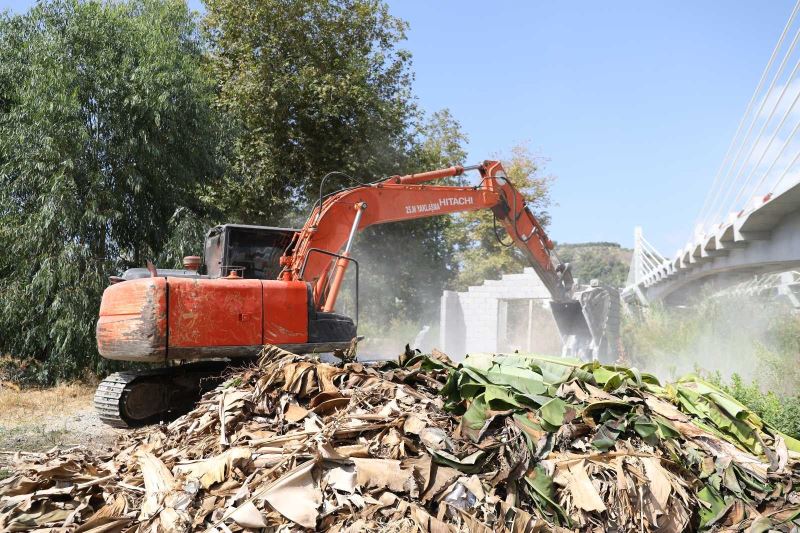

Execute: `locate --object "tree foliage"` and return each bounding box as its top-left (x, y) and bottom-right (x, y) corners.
top-left (554, 242), bottom-right (631, 287)
top-left (448, 145), bottom-right (555, 290)
top-left (0, 0), bottom-right (562, 382)
top-left (354, 109), bottom-right (468, 329)
top-left (0, 0), bottom-right (219, 382)
top-left (204, 0), bottom-right (470, 327)
top-left (205, 0), bottom-right (416, 223)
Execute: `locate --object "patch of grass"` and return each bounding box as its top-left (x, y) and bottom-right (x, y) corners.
top-left (0, 424), bottom-right (73, 452)
top-left (0, 382), bottom-right (95, 428)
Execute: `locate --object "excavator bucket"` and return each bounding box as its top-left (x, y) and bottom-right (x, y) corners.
top-left (550, 300), bottom-right (591, 342)
top-left (550, 285), bottom-right (620, 362)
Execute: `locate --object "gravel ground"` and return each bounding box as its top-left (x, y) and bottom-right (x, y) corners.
top-left (0, 396), bottom-right (125, 468)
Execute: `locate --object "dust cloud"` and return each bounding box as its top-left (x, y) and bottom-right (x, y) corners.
top-left (625, 294), bottom-right (797, 388)
top-left (495, 299), bottom-right (563, 356)
top-left (332, 227), bottom-right (448, 360)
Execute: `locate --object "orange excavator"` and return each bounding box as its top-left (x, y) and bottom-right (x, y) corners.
top-left (94, 161), bottom-right (616, 426)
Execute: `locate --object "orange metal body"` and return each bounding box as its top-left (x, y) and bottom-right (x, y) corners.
top-left (263, 280), bottom-right (308, 345)
top-left (168, 278), bottom-right (263, 348)
top-left (97, 277), bottom-right (309, 362)
top-left (97, 278), bottom-right (167, 362)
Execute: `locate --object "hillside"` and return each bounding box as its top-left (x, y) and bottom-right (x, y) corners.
top-left (554, 242), bottom-right (632, 288)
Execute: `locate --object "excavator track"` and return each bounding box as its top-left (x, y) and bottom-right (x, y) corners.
top-left (93, 361), bottom-right (230, 428)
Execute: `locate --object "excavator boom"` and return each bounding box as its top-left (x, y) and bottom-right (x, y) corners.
top-left (279, 160), bottom-right (610, 358)
top-left (283, 161), bottom-right (569, 303)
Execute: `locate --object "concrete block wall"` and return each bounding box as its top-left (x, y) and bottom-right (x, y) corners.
top-left (440, 268), bottom-right (551, 358)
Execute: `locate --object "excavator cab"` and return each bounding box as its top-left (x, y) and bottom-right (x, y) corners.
top-left (113, 224), bottom-right (298, 282)
top-left (204, 224), bottom-right (297, 280)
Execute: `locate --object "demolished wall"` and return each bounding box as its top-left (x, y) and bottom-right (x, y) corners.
top-left (440, 267), bottom-right (558, 356)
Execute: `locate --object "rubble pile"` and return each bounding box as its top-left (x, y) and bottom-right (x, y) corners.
top-left (2, 346), bottom-right (800, 532)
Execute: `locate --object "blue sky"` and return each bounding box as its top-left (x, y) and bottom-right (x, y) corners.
top-left (2, 1), bottom-right (794, 252)
top-left (387, 1), bottom-right (795, 252)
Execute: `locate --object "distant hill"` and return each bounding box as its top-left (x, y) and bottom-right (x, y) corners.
top-left (554, 242), bottom-right (632, 288)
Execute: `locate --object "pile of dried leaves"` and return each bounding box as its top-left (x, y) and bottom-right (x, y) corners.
top-left (2, 347), bottom-right (800, 532)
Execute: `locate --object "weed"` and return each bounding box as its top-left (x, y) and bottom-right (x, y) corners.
top-left (707, 373), bottom-right (800, 439)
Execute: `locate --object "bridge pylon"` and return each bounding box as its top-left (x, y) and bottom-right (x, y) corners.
top-left (624, 227), bottom-right (672, 306)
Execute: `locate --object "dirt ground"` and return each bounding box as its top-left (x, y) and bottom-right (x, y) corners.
top-left (0, 383), bottom-right (125, 476)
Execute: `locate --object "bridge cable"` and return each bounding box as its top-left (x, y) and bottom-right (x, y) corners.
top-left (766, 139), bottom-right (800, 194)
top-left (706, 47), bottom-right (800, 229)
top-left (701, 1), bottom-right (800, 232)
top-left (695, 0), bottom-right (800, 234)
top-left (640, 235), bottom-right (667, 262)
top-left (747, 98), bottom-right (800, 200)
top-left (727, 65), bottom-right (800, 211)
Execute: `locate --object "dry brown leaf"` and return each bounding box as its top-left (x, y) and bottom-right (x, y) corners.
top-left (351, 457), bottom-right (416, 493)
top-left (422, 464), bottom-right (461, 503)
top-left (642, 457), bottom-right (672, 508)
top-left (135, 451), bottom-right (175, 520)
top-left (324, 464), bottom-right (357, 494)
top-left (655, 498), bottom-right (692, 533)
top-left (75, 495), bottom-right (127, 532)
top-left (261, 460), bottom-right (321, 528)
top-left (409, 502), bottom-right (456, 533)
top-left (0, 476), bottom-right (40, 497)
top-left (158, 507), bottom-right (189, 533)
top-left (403, 413), bottom-right (429, 435)
top-left (230, 501), bottom-right (267, 529)
top-left (74, 516), bottom-right (134, 533)
top-left (315, 364), bottom-right (346, 392)
top-left (312, 397), bottom-right (351, 416)
top-left (644, 394), bottom-right (690, 422)
top-left (173, 447), bottom-right (251, 489)
top-left (553, 459), bottom-right (606, 513)
top-left (284, 403), bottom-right (310, 422)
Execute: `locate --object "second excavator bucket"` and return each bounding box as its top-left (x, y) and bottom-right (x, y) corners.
top-left (550, 285), bottom-right (620, 362)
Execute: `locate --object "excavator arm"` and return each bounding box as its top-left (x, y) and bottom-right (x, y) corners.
top-left (279, 161), bottom-right (611, 358)
top-left (281, 161), bottom-right (569, 303)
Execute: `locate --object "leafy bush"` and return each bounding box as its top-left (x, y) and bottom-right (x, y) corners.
top-left (0, 357), bottom-right (49, 388)
top-left (555, 242), bottom-right (632, 288)
top-left (708, 373), bottom-right (800, 440)
top-left (623, 294), bottom-right (800, 439)
top-left (622, 295), bottom-right (800, 382)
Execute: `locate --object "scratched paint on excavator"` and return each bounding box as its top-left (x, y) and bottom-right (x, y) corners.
top-left (168, 278), bottom-right (262, 347)
top-left (96, 277), bottom-right (167, 362)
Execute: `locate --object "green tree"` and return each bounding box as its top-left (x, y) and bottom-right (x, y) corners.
top-left (0, 0), bottom-right (219, 382)
top-left (554, 242), bottom-right (632, 287)
top-left (205, 0), bottom-right (471, 333)
top-left (205, 0), bottom-right (417, 223)
top-left (448, 144), bottom-right (555, 290)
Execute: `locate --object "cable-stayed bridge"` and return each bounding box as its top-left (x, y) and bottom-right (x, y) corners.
top-left (624, 0), bottom-right (800, 306)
